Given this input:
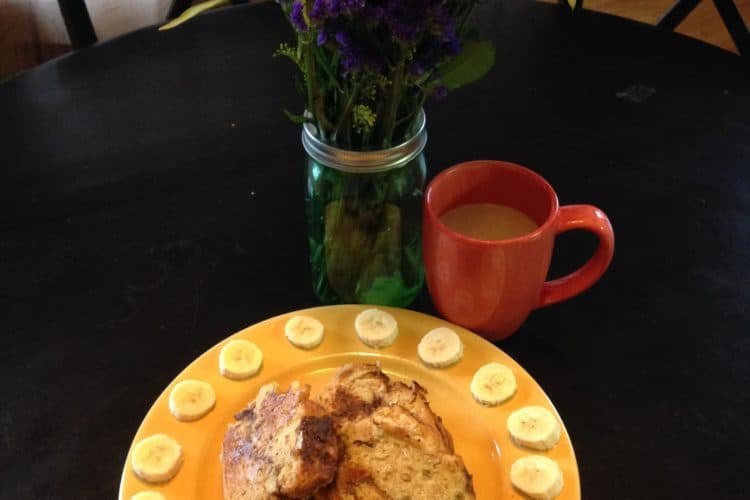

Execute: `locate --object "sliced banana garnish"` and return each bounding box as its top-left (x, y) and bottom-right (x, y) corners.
top-left (417, 327), bottom-right (464, 368)
top-left (131, 492), bottom-right (166, 500)
top-left (354, 308), bottom-right (398, 348)
top-left (285, 315), bottom-right (325, 349)
top-left (510, 455), bottom-right (564, 500)
top-left (131, 434), bottom-right (183, 484)
top-left (219, 339), bottom-right (263, 380)
top-left (470, 362), bottom-right (517, 406)
top-left (507, 406), bottom-right (561, 451)
top-left (168, 379), bottom-right (216, 422)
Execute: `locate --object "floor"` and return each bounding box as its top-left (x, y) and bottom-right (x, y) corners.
top-left (0, 0), bottom-right (748, 80)
top-left (565, 0), bottom-right (749, 52)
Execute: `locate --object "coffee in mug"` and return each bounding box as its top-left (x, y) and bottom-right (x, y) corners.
top-left (439, 203), bottom-right (539, 240)
top-left (423, 160), bottom-right (615, 340)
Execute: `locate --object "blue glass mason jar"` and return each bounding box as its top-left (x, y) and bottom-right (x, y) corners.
top-left (302, 110), bottom-right (427, 306)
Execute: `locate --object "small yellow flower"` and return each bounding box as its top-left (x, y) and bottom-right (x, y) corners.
top-left (352, 104), bottom-right (377, 134)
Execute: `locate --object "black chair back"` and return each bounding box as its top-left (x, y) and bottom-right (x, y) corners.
top-left (58, 0), bottom-right (96, 49)
top-left (58, 0), bottom-right (195, 49)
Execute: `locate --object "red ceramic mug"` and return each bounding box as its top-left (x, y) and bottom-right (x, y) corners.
top-left (423, 160), bottom-right (615, 340)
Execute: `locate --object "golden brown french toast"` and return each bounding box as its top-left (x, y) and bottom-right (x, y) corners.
top-left (221, 382), bottom-right (339, 500)
top-left (314, 364), bottom-right (475, 500)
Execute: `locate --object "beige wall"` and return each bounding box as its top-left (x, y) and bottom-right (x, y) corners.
top-left (3, 0), bottom-right (172, 44)
top-left (0, 1), bottom-right (67, 49)
top-left (89, 0), bottom-right (171, 41)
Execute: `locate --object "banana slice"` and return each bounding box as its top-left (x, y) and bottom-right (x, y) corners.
top-left (219, 339), bottom-right (263, 380)
top-left (510, 455), bottom-right (564, 500)
top-left (507, 406), bottom-right (561, 451)
top-left (417, 327), bottom-right (464, 368)
top-left (470, 362), bottom-right (517, 406)
top-left (131, 434), bottom-right (183, 484)
top-left (131, 492), bottom-right (166, 500)
top-left (285, 315), bottom-right (325, 349)
top-left (168, 379), bottom-right (216, 422)
top-left (354, 308), bottom-right (398, 348)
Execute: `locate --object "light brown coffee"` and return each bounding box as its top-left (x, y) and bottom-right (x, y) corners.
top-left (439, 203), bottom-right (538, 240)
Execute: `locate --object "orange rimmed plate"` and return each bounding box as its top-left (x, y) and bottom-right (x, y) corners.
top-left (119, 305), bottom-right (580, 499)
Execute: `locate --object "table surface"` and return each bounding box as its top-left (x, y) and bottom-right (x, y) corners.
top-left (2, 1), bottom-right (749, 498)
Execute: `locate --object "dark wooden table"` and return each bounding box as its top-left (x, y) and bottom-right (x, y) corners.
top-left (1, 1), bottom-right (748, 498)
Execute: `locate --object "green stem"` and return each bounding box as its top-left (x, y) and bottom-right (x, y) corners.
top-left (306, 42), bottom-right (334, 136)
top-left (416, 92), bottom-right (428, 114)
top-left (304, 41), bottom-right (315, 121)
top-left (344, 118), bottom-right (352, 148)
top-left (332, 83), bottom-right (360, 143)
top-left (372, 97), bottom-right (386, 150)
top-left (381, 49), bottom-right (406, 148)
top-left (313, 45), bottom-right (343, 93)
top-left (457, 3), bottom-right (478, 37)
top-left (364, 29), bottom-right (395, 69)
top-left (396, 98), bottom-right (423, 127)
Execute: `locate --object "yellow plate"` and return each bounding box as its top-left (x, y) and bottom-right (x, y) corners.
top-left (119, 305), bottom-right (581, 499)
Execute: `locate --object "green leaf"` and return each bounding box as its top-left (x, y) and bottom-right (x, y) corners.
top-left (159, 0), bottom-right (230, 31)
top-left (359, 276), bottom-right (417, 306)
top-left (283, 109), bottom-right (313, 124)
top-left (438, 40), bottom-right (495, 90)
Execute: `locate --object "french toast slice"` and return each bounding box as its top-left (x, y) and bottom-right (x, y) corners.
top-left (222, 382), bottom-right (339, 500)
top-left (314, 364), bottom-right (475, 500)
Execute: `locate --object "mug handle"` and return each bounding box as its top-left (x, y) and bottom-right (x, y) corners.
top-left (535, 205), bottom-right (615, 309)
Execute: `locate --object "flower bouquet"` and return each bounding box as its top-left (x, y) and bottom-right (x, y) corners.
top-left (164, 0), bottom-right (494, 305)
top-left (275, 0), bottom-right (494, 148)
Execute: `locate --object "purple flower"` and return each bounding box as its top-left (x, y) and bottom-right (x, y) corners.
top-left (327, 0), bottom-right (341, 15)
top-left (432, 5), bottom-right (461, 54)
top-left (362, 5), bottom-right (385, 23)
top-left (409, 37), bottom-right (445, 75)
top-left (309, 0), bottom-right (328, 22)
top-left (334, 30), bottom-right (350, 48)
top-left (334, 30), bottom-right (361, 71)
top-left (312, 0), bottom-right (365, 19)
top-left (409, 61), bottom-right (425, 76)
top-left (289, 1), bottom-right (307, 32)
top-left (432, 85), bottom-right (448, 100)
top-left (334, 29), bottom-right (382, 74)
top-left (284, 0), bottom-right (467, 79)
top-left (385, 0), bottom-right (430, 42)
top-left (340, 0), bottom-right (366, 15)
top-left (446, 36), bottom-right (461, 55)
top-left (403, 2), bottom-right (464, 77)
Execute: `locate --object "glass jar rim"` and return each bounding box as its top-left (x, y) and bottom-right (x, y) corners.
top-left (302, 110), bottom-right (427, 173)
